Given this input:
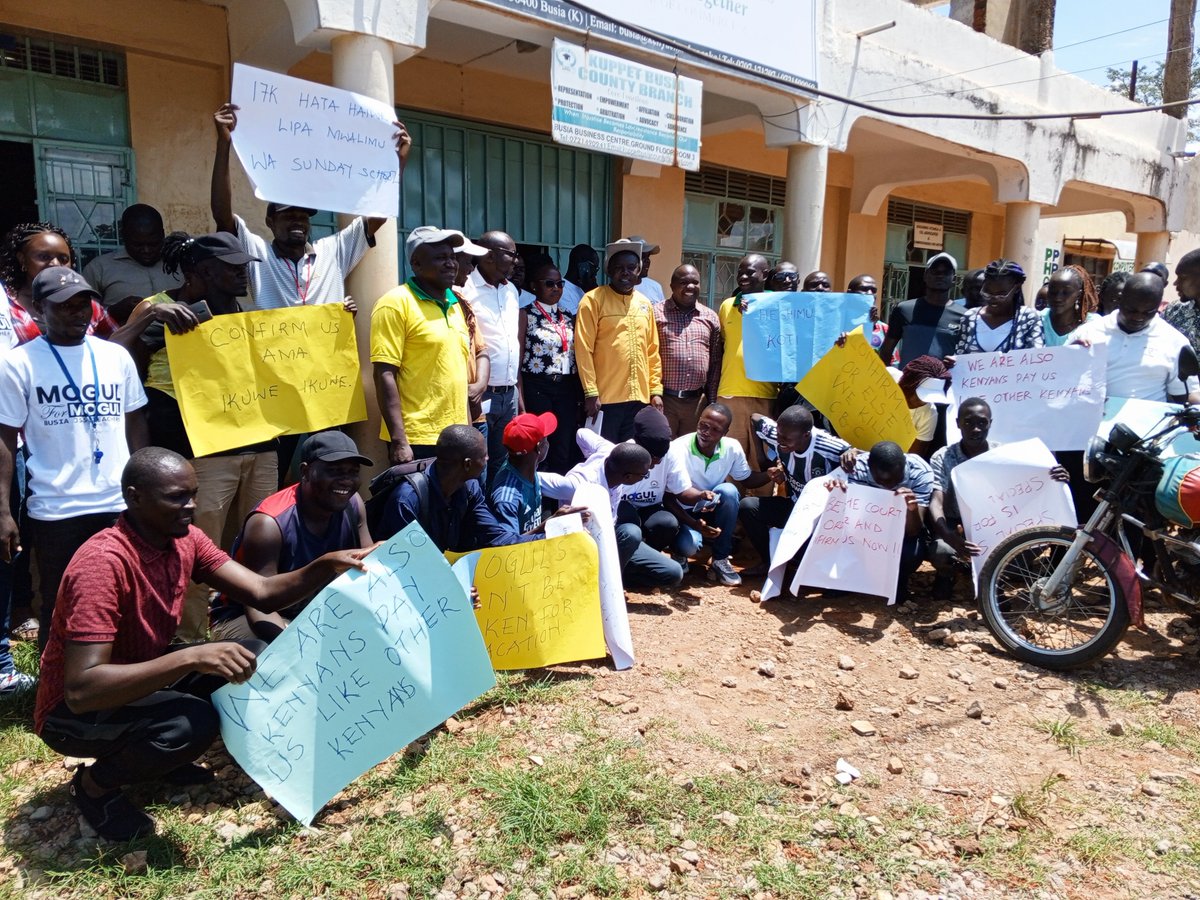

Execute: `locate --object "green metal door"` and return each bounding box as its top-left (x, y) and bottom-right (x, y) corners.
top-left (35, 140), bottom-right (135, 268)
top-left (396, 109), bottom-right (612, 277)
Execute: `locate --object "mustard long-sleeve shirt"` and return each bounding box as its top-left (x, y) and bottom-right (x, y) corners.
top-left (573, 285), bottom-right (663, 403)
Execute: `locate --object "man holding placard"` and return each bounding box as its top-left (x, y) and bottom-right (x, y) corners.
top-left (210, 103), bottom-right (411, 311)
top-left (33, 448), bottom-right (371, 841)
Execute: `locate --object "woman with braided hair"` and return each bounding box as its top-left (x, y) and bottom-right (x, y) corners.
top-left (890, 354), bottom-right (951, 459)
top-left (951, 258), bottom-right (1044, 357)
top-left (0, 223), bottom-right (117, 345)
top-left (1042, 264), bottom-right (1100, 347)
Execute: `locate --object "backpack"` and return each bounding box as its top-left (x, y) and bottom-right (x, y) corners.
top-left (365, 457), bottom-right (434, 538)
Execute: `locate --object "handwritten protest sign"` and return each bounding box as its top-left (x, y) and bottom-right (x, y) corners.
top-left (948, 345), bottom-right (1105, 450)
top-left (573, 482), bottom-right (635, 669)
top-left (951, 438), bottom-right (1076, 586)
top-left (1101, 397), bottom-right (1200, 459)
top-left (213, 523), bottom-right (496, 825)
top-left (796, 331), bottom-right (917, 452)
top-left (167, 304), bottom-right (366, 457)
top-left (742, 292), bottom-right (874, 382)
top-left (792, 482), bottom-right (907, 604)
top-left (762, 476), bottom-right (834, 601)
top-left (446, 533), bottom-right (605, 670)
top-left (230, 63), bottom-right (399, 218)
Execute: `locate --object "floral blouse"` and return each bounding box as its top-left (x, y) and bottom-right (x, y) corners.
top-left (954, 306), bottom-right (1044, 354)
top-left (523, 301), bottom-right (576, 376)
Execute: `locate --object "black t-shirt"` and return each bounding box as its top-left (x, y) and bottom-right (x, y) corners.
top-left (887, 298), bottom-right (966, 366)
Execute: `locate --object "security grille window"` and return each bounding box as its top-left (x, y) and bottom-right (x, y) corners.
top-left (885, 199), bottom-right (971, 268)
top-left (0, 34), bottom-right (124, 87)
top-left (683, 166), bottom-right (786, 307)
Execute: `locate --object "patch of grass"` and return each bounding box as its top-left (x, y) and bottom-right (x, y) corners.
top-left (1135, 721), bottom-right (1183, 748)
top-left (466, 670), bottom-right (586, 715)
top-left (1034, 718), bottom-right (1086, 756)
top-left (1009, 775), bottom-right (1065, 824)
top-left (1066, 826), bottom-right (1125, 867)
top-left (1080, 681), bottom-right (1160, 711)
top-left (745, 719), bottom-right (770, 735)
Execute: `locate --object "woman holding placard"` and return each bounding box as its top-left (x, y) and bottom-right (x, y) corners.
top-left (951, 259), bottom-right (1044, 356)
top-left (1041, 265), bottom-right (1099, 347)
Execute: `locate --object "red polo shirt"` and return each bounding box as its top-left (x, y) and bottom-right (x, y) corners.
top-left (35, 515), bottom-right (230, 733)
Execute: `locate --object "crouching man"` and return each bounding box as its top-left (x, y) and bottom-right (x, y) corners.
top-left (34, 448), bottom-right (371, 841)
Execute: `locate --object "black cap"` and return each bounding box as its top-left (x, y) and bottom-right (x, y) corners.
top-left (267, 202), bottom-right (319, 217)
top-left (302, 430), bottom-right (373, 466)
top-left (186, 233), bottom-right (260, 265)
top-left (632, 407), bottom-right (672, 459)
top-left (31, 268), bottom-right (100, 306)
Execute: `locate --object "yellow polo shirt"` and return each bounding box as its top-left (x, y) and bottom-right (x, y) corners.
top-left (574, 285), bottom-right (662, 403)
top-left (370, 279), bottom-right (470, 444)
top-left (717, 296), bottom-right (778, 400)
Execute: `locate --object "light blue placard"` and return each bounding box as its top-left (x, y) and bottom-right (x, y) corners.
top-left (213, 523), bottom-right (497, 825)
top-left (742, 292), bottom-right (874, 382)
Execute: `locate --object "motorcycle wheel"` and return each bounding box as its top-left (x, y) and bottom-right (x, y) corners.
top-left (978, 525), bottom-right (1130, 671)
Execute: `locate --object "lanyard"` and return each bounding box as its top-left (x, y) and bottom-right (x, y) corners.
top-left (43, 337), bottom-right (104, 465)
top-left (535, 302), bottom-right (569, 353)
top-left (291, 256), bottom-right (312, 305)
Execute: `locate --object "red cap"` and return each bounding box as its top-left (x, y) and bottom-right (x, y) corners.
top-left (503, 412), bottom-right (558, 454)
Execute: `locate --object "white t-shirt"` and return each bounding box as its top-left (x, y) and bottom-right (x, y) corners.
top-left (638, 277), bottom-right (666, 304)
top-left (557, 281), bottom-right (584, 315)
top-left (669, 434), bottom-right (751, 491)
top-left (234, 215), bottom-right (369, 311)
top-left (887, 368), bottom-right (937, 441)
top-left (576, 429), bottom-right (692, 507)
top-left (0, 336), bottom-right (147, 520)
top-left (565, 449), bottom-right (623, 516)
top-left (0, 292), bottom-right (15, 352)
top-left (1073, 312), bottom-right (1199, 401)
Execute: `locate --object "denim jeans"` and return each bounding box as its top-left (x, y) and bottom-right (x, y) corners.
top-left (484, 386), bottom-right (519, 487)
top-left (614, 521), bottom-right (683, 589)
top-left (675, 483), bottom-right (740, 560)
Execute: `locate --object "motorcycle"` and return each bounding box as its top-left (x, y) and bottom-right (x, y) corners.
top-left (977, 405), bottom-right (1200, 670)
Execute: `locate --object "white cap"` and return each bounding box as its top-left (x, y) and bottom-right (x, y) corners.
top-left (925, 251), bottom-right (958, 272)
top-left (406, 226), bottom-right (465, 261)
top-left (448, 230), bottom-right (489, 257)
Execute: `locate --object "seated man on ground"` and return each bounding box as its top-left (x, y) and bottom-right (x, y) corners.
top-left (209, 431), bottom-right (374, 643)
top-left (565, 440), bottom-right (679, 590)
top-left (489, 412), bottom-right (577, 535)
top-left (378, 425), bottom-right (543, 551)
top-left (577, 407), bottom-right (701, 579)
top-left (35, 448), bottom-right (371, 841)
top-left (665, 402), bottom-right (771, 586)
top-left (928, 398), bottom-right (1069, 601)
top-left (739, 404), bottom-right (851, 576)
top-left (841, 441), bottom-right (934, 603)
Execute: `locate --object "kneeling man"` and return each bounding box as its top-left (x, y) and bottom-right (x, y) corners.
top-left (35, 448), bottom-right (370, 841)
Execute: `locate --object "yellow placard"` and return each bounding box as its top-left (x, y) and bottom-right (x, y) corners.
top-left (166, 305), bottom-right (366, 457)
top-left (447, 532), bottom-right (605, 670)
top-left (796, 330), bottom-right (917, 452)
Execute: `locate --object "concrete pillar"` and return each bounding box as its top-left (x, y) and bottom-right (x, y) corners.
top-left (783, 142), bottom-right (827, 272)
top-left (1135, 231), bottom-right (1171, 272)
top-left (331, 33), bottom-right (399, 469)
top-left (1002, 201), bottom-right (1041, 305)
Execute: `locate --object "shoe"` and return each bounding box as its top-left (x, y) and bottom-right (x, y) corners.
top-left (0, 672), bottom-right (36, 694)
top-left (70, 767), bottom-right (155, 841)
top-left (932, 574), bottom-right (954, 602)
top-left (11, 618), bottom-right (38, 642)
top-left (162, 763), bottom-right (215, 786)
top-left (670, 554), bottom-right (690, 576)
top-left (707, 557), bottom-right (742, 586)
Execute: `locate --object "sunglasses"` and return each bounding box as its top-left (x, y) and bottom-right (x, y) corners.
top-left (540, 279), bottom-right (565, 288)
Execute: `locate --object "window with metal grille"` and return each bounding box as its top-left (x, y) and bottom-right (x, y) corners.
top-left (886, 199), bottom-right (971, 235)
top-left (685, 166), bottom-right (787, 207)
top-left (0, 33), bottom-right (124, 87)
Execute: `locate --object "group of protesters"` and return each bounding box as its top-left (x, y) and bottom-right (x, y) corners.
top-left (2, 98), bottom-right (1200, 843)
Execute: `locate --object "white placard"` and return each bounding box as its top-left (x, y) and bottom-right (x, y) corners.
top-left (573, 482), bottom-right (635, 669)
top-left (551, 40), bottom-right (702, 171)
top-left (792, 483), bottom-right (908, 605)
top-left (761, 476), bottom-right (834, 602)
top-left (544, 512), bottom-right (585, 537)
top-left (951, 438), bottom-right (1077, 586)
top-left (948, 345), bottom-right (1106, 451)
top-left (229, 63), bottom-right (399, 218)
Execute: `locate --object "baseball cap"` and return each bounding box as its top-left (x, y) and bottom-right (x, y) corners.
top-left (32, 268), bottom-right (100, 306)
top-left (406, 226), bottom-right (466, 261)
top-left (302, 430), bottom-right (373, 466)
top-left (624, 234), bottom-right (660, 255)
top-left (449, 230), bottom-right (489, 257)
top-left (267, 202), bottom-right (318, 217)
top-left (605, 238), bottom-right (644, 262)
top-left (503, 412), bottom-right (558, 454)
top-left (925, 252), bottom-right (958, 272)
top-left (188, 232), bottom-right (260, 265)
